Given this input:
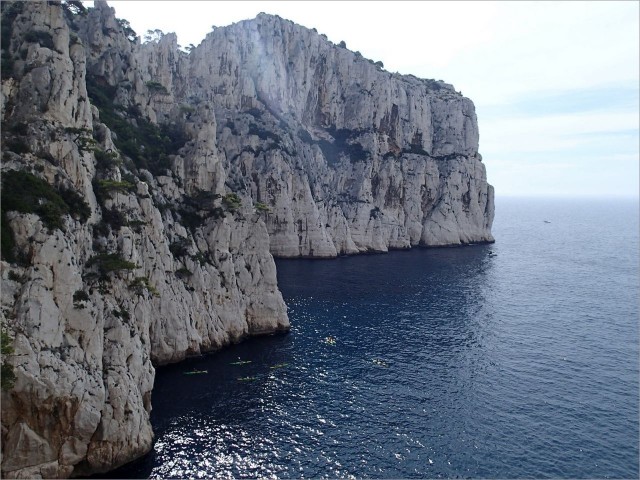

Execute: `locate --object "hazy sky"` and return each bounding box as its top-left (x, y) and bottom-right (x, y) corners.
top-left (106, 1), bottom-right (639, 198)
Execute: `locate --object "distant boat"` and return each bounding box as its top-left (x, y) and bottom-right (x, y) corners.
top-left (544, 220), bottom-right (551, 223)
top-left (230, 360), bottom-right (252, 365)
top-left (372, 359), bottom-right (389, 367)
top-left (184, 370), bottom-right (208, 375)
top-left (270, 363), bottom-right (288, 369)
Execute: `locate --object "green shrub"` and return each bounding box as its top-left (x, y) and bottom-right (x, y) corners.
top-left (182, 192), bottom-right (221, 221)
top-left (92, 220), bottom-right (109, 238)
top-left (59, 187), bottom-right (91, 222)
top-left (1, 170), bottom-right (70, 232)
top-left (129, 276), bottom-right (159, 296)
top-left (73, 289), bottom-right (90, 302)
top-left (223, 193), bottom-right (242, 212)
top-left (73, 289), bottom-right (89, 308)
top-left (64, 126), bottom-right (97, 153)
top-left (7, 270), bottom-right (21, 282)
top-left (116, 18), bottom-right (138, 43)
top-left (64, 126), bottom-right (91, 136)
top-left (100, 208), bottom-right (127, 231)
top-left (159, 122), bottom-right (189, 157)
top-left (112, 307), bottom-right (130, 320)
top-left (86, 253), bottom-right (137, 276)
top-left (86, 74), bottom-right (188, 176)
top-left (145, 81), bottom-right (168, 95)
top-left (96, 179), bottom-right (135, 193)
top-left (254, 202), bottom-right (271, 212)
top-left (1, 327), bottom-right (16, 391)
top-left (85, 75), bottom-right (117, 110)
top-left (176, 267), bottom-right (192, 279)
top-left (128, 219), bottom-right (147, 233)
top-left (190, 252), bottom-right (211, 266)
top-left (36, 202), bottom-right (66, 230)
top-left (94, 149), bottom-right (120, 169)
top-left (184, 190), bottom-right (220, 210)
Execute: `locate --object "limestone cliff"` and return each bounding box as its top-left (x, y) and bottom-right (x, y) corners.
top-left (198, 14), bottom-right (494, 256)
top-left (1, 2), bottom-right (287, 477)
top-left (0, 1), bottom-right (493, 477)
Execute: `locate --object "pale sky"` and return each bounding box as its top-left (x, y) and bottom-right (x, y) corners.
top-left (105, 1), bottom-right (639, 198)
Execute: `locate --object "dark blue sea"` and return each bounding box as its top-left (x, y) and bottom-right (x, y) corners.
top-left (110, 197), bottom-right (639, 479)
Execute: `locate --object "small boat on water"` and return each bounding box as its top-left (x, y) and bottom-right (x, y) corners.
top-left (230, 360), bottom-right (252, 365)
top-left (184, 370), bottom-right (208, 375)
top-left (270, 363), bottom-right (288, 369)
top-left (323, 336), bottom-right (336, 345)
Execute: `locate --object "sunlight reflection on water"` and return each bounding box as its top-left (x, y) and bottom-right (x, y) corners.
top-left (107, 198), bottom-right (638, 479)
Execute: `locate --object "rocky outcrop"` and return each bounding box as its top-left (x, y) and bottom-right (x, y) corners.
top-left (1, 2), bottom-right (287, 477)
top-left (0, 1), bottom-right (493, 477)
top-left (196, 14), bottom-right (494, 256)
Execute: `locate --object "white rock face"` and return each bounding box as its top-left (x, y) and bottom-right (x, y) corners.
top-left (1, 2), bottom-right (287, 478)
top-left (189, 13), bottom-right (494, 256)
top-left (0, 1), bottom-right (492, 478)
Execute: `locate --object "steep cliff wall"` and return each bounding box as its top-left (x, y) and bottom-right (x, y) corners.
top-left (194, 14), bottom-right (494, 256)
top-left (1, 2), bottom-right (287, 477)
top-left (0, 1), bottom-right (493, 477)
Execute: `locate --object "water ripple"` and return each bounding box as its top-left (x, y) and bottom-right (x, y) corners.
top-left (107, 199), bottom-right (639, 479)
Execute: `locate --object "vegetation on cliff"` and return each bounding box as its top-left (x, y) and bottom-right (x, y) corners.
top-left (1, 170), bottom-right (90, 261)
top-left (1, 327), bottom-right (15, 391)
top-left (86, 74), bottom-right (188, 176)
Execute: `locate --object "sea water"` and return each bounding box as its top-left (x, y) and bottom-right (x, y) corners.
top-left (109, 197), bottom-right (639, 479)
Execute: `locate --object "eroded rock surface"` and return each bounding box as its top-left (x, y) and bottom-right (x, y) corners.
top-left (1, 2), bottom-right (287, 477)
top-left (199, 13), bottom-right (494, 255)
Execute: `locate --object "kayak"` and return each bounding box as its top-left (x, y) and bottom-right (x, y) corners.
top-left (230, 360), bottom-right (252, 365)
